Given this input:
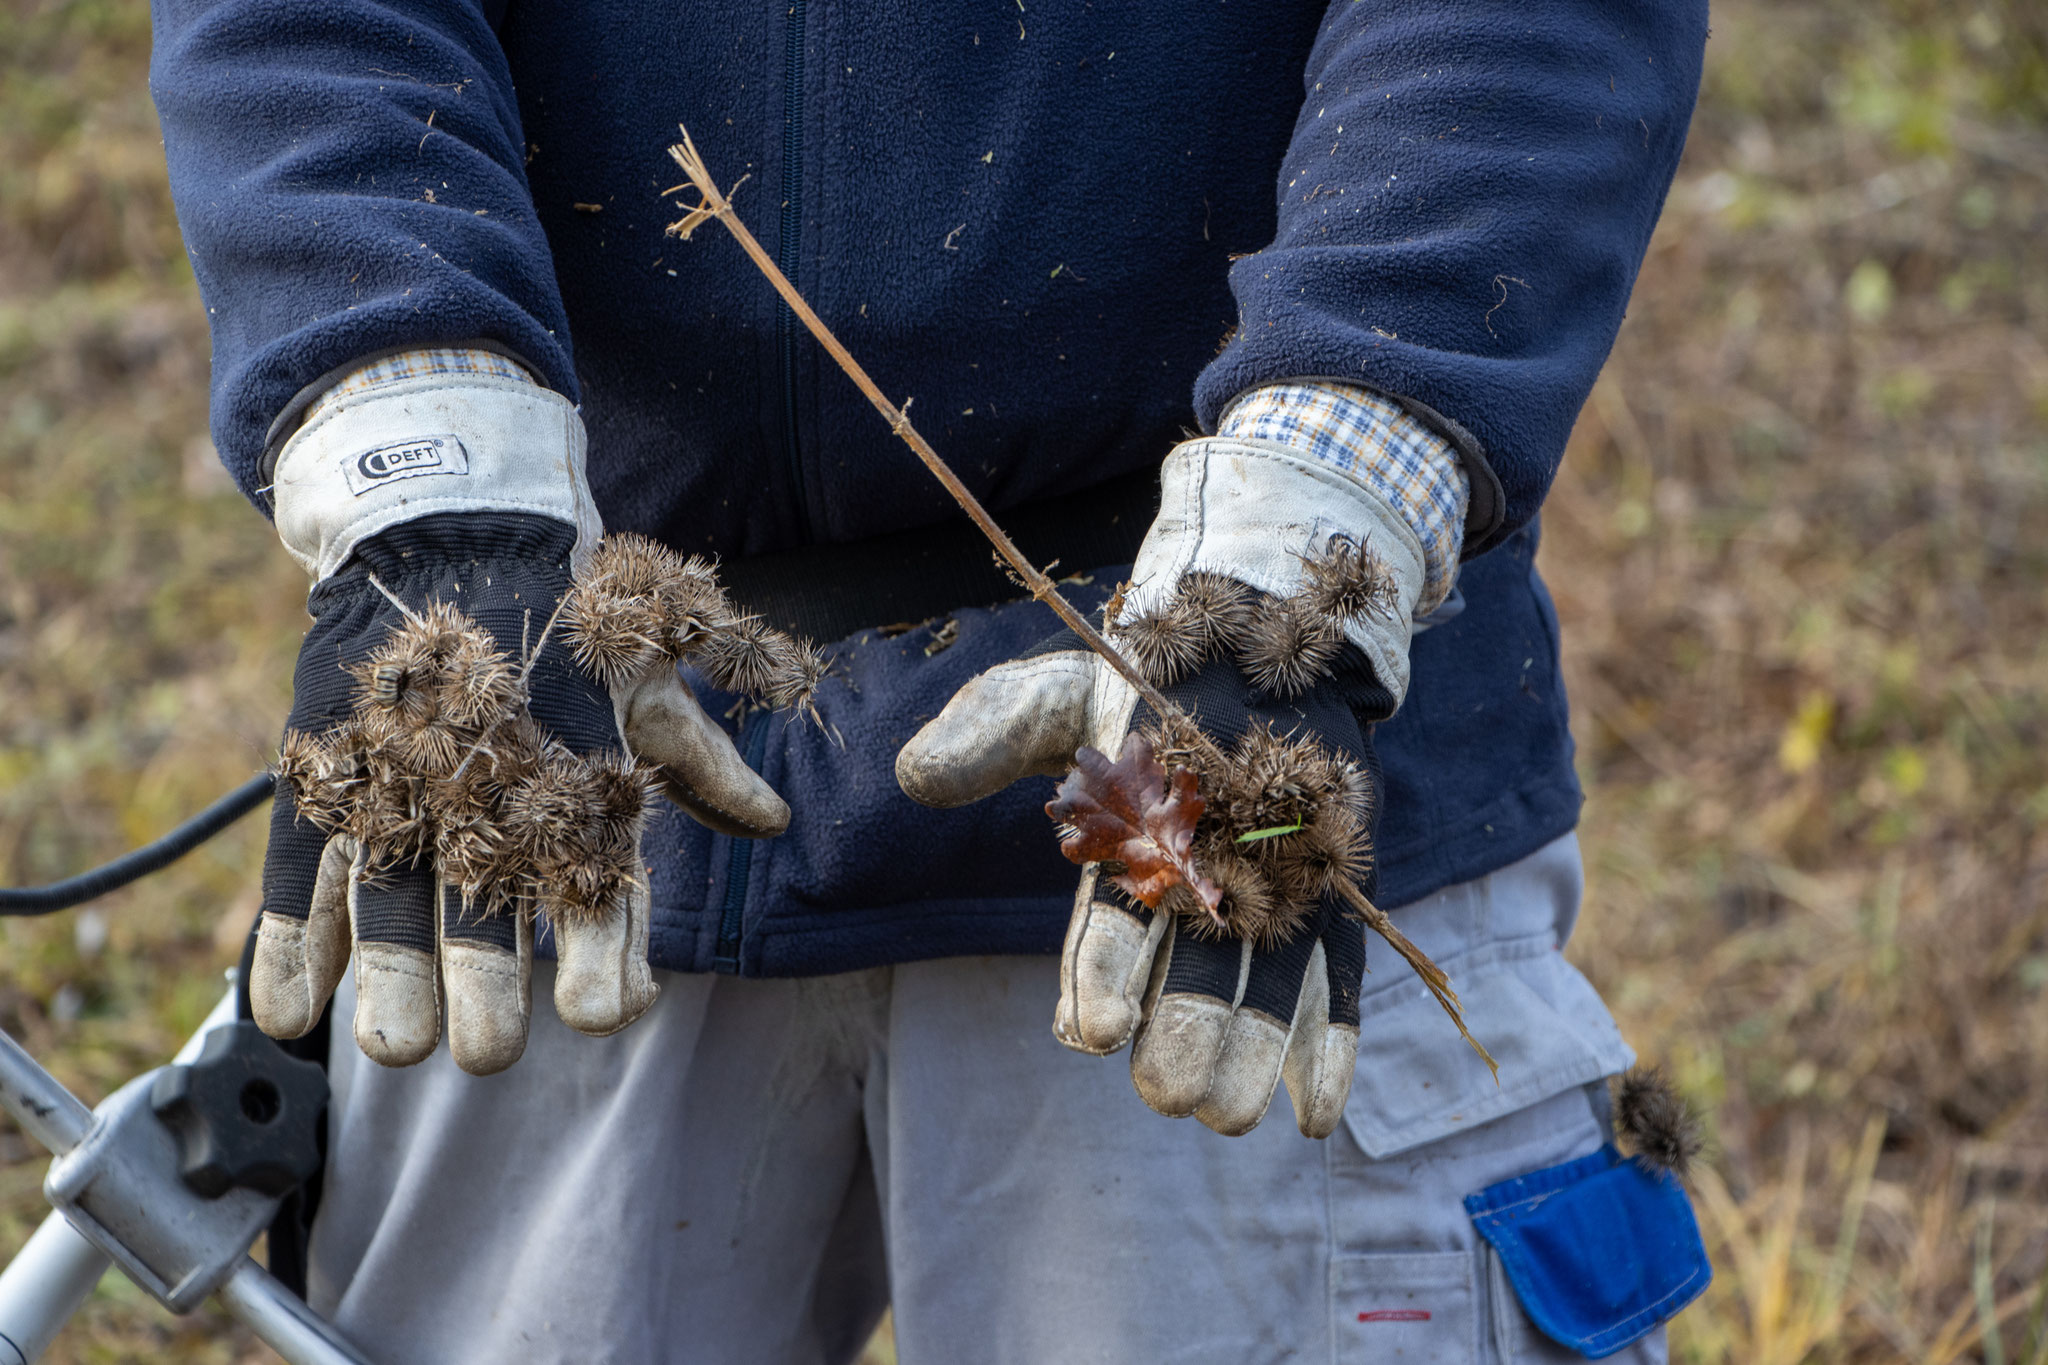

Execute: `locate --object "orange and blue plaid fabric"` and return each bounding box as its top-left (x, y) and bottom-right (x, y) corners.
top-left (316, 347), bottom-right (534, 413)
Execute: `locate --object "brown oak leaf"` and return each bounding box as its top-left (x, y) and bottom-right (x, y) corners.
top-left (1046, 733), bottom-right (1222, 919)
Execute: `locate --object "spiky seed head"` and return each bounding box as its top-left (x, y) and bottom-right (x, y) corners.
top-left (584, 532), bottom-right (690, 600)
top-left (351, 598), bottom-right (506, 736)
top-left (398, 600), bottom-right (483, 672)
top-left (276, 726), bottom-right (365, 831)
top-left (530, 840), bottom-right (642, 927)
top-left (1207, 853), bottom-right (1295, 948)
top-left (565, 534), bottom-right (704, 685)
top-left (1140, 711), bottom-right (1220, 788)
top-left (434, 805), bottom-right (507, 897)
top-left (1334, 761), bottom-right (1374, 820)
top-left (562, 581), bottom-right (666, 687)
top-left (427, 733), bottom-right (522, 892)
top-left (659, 555), bottom-right (736, 652)
top-left (759, 636), bottom-right (829, 714)
top-left (347, 771), bottom-right (433, 870)
top-left (1112, 600), bottom-right (1208, 686)
top-left (349, 654), bottom-right (437, 734)
top-left (1614, 1068), bottom-right (1703, 1178)
top-left (437, 632), bottom-right (521, 730)
top-left (693, 614), bottom-right (783, 698)
top-left (1237, 597), bottom-right (1343, 698)
top-left (582, 750), bottom-right (654, 848)
top-left (387, 713), bottom-right (468, 778)
top-left (1298, 536), bottom-right (1399, 626)
top-left (1109, 574), bottom-right (1258, 687)
top-left (1274, 799), bottom-right (1369, 905)
top-left (1173, 573), bottom-right (1258, 655)
top-left (496, 746), bottom-right (593, 864)
top-left (1212, 722), bottom-right (1344, 835)
top-left (507, 749), bottom-right (648, 926)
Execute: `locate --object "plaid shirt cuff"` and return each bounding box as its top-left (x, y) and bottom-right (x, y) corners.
top-left (1217, 382), bottom-right (1469, 616)
top-left (311, 347), bottom-right (535, 421)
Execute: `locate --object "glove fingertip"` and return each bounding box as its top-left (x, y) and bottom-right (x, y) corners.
top-left (445, 944), bottom-right (533, 1075)
top-left (353, 942), bottom-right (442, 1067)
top-left (659, 768), bottom-right (788, 838)
top-left (1057, 899), bottom-right (1158, 1054)
top-left (1193, 1008), bottom-right (1291, 1137)
top-left (552, 883), bottom-right (659, 1036)
top-left (896, 658), bottom-right (1097, 807)
top-left (249, 912), bottom-right (320, 1040)
top-left (249, 838), bottom-right (353, 1041)
top-left (1287, 1023), bottom-right (1360, 1140)
top-left (1130, 993), bottom-right (1233, 1118)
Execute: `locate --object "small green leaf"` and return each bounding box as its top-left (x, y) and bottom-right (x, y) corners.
top-left (1237, 824), bottom-right (1302, 843)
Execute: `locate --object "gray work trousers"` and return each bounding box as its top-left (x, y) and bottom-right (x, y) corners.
top-left (308, 833), bottom-right (1658, 1363)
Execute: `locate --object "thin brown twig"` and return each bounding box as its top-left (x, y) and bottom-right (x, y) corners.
top-left (1335, 879), bottom-right (1498, 1079)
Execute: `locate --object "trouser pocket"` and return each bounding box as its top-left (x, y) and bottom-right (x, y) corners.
top-left (1467, 1144), bottom-right (1708, 1359)
top-left (1333, 1250), bottom-right (1478, 1362)
top-left (1481, 1243), bottom-right (1670, 1363)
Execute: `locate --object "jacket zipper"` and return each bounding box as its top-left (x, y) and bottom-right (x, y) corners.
top-left (777, 0), bottom-right (813, 538)
top-left (712, 714), bottom-right (774, 973)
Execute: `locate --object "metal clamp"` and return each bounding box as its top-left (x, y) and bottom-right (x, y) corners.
top-left (0, 994), bottom-right (368, 1363)
top-left (47, 1074), bottom-right (281, 1311)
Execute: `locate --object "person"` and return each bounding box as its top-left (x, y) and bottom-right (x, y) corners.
top-left (149, 0), bottom-right (1712, 1358)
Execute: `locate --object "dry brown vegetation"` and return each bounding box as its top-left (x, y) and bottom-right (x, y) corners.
top-left (1557, 2), bottom-right (2047, 1358)
top-left (1, 0), bottom-right (2044, 1359)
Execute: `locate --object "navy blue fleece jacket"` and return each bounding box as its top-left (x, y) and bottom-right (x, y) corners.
top-left (150, 0), bottom-right (1705, 975)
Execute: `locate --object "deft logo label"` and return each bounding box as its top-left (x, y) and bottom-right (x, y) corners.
top-left (342, 435), bottom-right (471, 495)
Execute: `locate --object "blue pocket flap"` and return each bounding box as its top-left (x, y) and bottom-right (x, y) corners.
top-left (1465, 1145), bottom-right (1711, 1358)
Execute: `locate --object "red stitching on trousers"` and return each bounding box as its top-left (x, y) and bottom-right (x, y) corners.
top-left (1358, 1309), bottom-right (1432, 1322)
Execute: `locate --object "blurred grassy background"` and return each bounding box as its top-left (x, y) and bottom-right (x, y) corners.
top-left (0, 0), bottom-right (2043, 1359)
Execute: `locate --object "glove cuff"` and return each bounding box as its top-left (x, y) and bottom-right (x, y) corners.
top-left (271, 371), bottom-right (603, 581)
top-left (1130, 436), bottom-right (1426, 706)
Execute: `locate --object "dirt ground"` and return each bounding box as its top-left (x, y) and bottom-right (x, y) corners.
top-left (1, 0), bottom-right (2043, 1359)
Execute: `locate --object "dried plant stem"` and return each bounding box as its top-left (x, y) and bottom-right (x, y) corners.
top-left (366, 573), bottom-right (424, 624)
top-left (666, 128), bottom-right (1205, 757)
top-left (1335, 879), bottom-right (1497, 1077)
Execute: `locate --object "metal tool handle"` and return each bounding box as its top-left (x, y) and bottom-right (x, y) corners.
top-left (0, 1215), bottom-right (108, 1365)
top-left (0, 986), bottom-right (372, 1364)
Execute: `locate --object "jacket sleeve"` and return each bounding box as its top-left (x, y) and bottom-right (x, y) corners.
top-left (149, 0), bottom-right (574, 500)
top-left (1191, 0), bottom-right (1707, 557)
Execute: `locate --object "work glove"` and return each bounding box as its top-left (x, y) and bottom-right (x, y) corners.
top-left (897, 437), bottom-right (1426, 1137)
top-left (251, 362), bottom-right (787, 1075)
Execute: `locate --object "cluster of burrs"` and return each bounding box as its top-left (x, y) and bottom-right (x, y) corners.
top-left (1118, 539), bottom-right (1398, 947)
top-left (1145, 715), bottom-right (1375, 948)
top-left (276, 601), bottom-right (652, 926)
top-left (559, 534), bottom-right (827, 716)
top-left (1112, 538), bottom-right (1398, 696)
